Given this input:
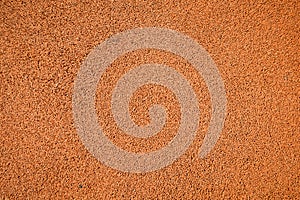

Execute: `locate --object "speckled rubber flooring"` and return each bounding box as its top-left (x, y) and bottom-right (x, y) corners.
top-left (1, 0), bottom-right (299, 199)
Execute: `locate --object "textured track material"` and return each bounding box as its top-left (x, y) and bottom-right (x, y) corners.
top-left (1, 0), bottom-right (299, 199)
